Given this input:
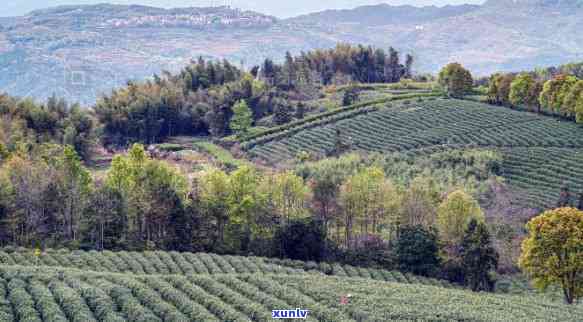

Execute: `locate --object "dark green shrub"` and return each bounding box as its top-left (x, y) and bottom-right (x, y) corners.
top-left (395, 226), bottom-right (441, 277)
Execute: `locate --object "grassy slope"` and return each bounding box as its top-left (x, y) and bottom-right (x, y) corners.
top-left (193, 141), bottom-right (252, 169)
top-left (0, 249), bottom-right (581, 321)
top-left (249, 98), bottom-right (583, 209)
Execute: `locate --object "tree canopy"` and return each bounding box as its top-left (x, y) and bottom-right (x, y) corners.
top-left (509, 73), bottom-right (541, 111)
top-left (519, 207), bottom-right (583, 304)
top-left (460, 219), bottom-right (498, 292)
top-left (438, 63), bottom-right (473, 98)
top-left (229, 100), bottom-right (253, 137)
top-left (437, 190), bottom-right (484, 248)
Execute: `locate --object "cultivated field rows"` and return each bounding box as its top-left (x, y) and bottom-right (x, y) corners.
top-left (250, 99), bottom-right (583, 162)
top-left (0, 249), bottom-right (454, 288)
top-left (0, 267), bottom-right (581, 322)
top-left (249, 99), bottom-right (583, 208)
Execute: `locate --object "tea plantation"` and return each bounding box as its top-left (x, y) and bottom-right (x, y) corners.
top-left (0, 249), bottom-right (581, 321)
top-left (247, 98), bottom-right (583, 209)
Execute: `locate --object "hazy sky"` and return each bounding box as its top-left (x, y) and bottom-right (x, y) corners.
top-left (2, 1), bottom-right (485, 18)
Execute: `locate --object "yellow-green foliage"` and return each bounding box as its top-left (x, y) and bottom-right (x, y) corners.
top-left (105, 144), bottom-right (187, 242)
top-left (0, 145), bottom-right (94, 246)
top-left (199, 168), bottom-right (230, 214)
top-left (509, 73), bottom-right (538, 110)
top-left (539, 75), bottom-right (578, 115)
top-left (340, 166), bottom-right (400, 242)
top-left (519, 207), bottom-right (583, 304)
top-left (335, 81), bottom-right (436, 92)
top-left (437, 190), bottom-right (484, 246)
top-left (107, 144), bottom-right (187, 195)
top-left (438, 63), bottom-right (473, 98)
top-left (230, 100), bottom-right (253, 136)
top-left (228, 166), bottom-right (261, 227)
top-left (577, 96), bottom-right (583, 123)
top-left (262, 171), bottom-right (309, 223)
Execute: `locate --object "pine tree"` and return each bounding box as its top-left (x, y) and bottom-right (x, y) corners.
top-left (273, 101), bottom-right (293, 125)
top-left (460, 219), bottom-right (499, 292)
top-left (229, 100), bottom-right (253, 137)
top-left (283, 51), bottom-right (296, 89)
top-left (295, 102), bottom-right (306, 120)
top-left (387, 47), bottom-right (401, 83)
top-left (405, 54), bottom-right (414, 79)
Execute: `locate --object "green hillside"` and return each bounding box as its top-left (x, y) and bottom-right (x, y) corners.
top-left (247, 98), bottom-right (583, 209)
top-left (0, 249), bottom-right (581, 321)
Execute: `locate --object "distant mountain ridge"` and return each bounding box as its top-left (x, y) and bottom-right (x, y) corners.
top-left (27, 3), bottom-right (275, 19)
top-left (484, 0), bottom-right (583, 8)
top-left (21, 4), bottom-right (276, 29)
top-left (1, 2), bottom-right (583, 104)
top-left (286, 3), bottom-right (480, 26)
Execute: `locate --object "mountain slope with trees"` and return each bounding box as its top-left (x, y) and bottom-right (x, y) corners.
top-left (2, 1), bottom-right (583, 104)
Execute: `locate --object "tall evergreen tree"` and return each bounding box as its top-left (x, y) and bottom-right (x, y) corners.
top-left (283, 51), bottom-right (296, 89)
top-left (229, 100), bottom-right (253, 137)
top-left (405, 54), bottom-right (414, 79)
top-left (387, 47), bottom-right (402, 83)
top-left (460, 219), bottom-right (499, 292)
top-left (295, 102), bottom-right (306, 120)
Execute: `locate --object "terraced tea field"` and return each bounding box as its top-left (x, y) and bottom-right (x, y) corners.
top-left (0, 249), bottom-right (581, 321)
top-left (499, 147), bottom-right (583, 208)
top-left (248, 99), bottom-right (583, 209)
top-left (0, 249), bottom-right (452, 288)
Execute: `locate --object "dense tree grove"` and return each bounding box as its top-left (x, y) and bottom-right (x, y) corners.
top-left (487, 65), bottom-right (583, 122)
top-left (0, 144), bottom-right (92, 247)
top-left (94, 44), bottom-right (414, 147)
top-left (94, 60), bottom-right (274, 145)
top-left (259, 44), bottom-right (413, 89)
top-left (534, 61), bottom-right (583, 80)
top-left (0, 94), bottom-right (95, 160)
top-left (0, 144), bottom-right (501, 287)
